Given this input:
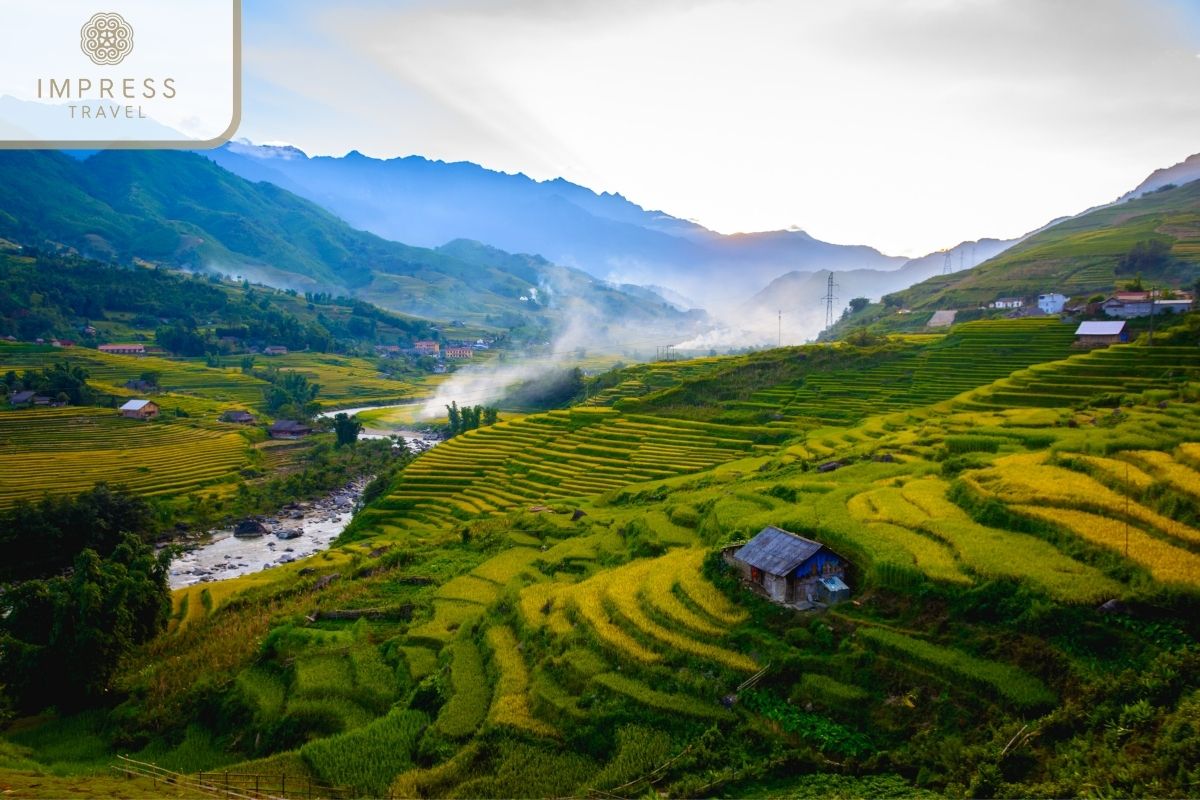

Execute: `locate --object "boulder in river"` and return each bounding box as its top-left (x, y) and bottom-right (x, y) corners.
top-left (234, 519), bottom-right (269, 537)
top-left (276, 529), bottom-right (302, 540)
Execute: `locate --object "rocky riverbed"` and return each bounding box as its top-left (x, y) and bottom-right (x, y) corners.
top-left (167, 416), bottom-right (440, 590)
top-left (168, 478), bottom-right (368, 589)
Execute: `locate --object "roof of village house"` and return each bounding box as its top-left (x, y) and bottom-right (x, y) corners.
top-left (9, 390), bottom-right (36, 403)
top-left (735, 526), bottom-right (826, 576)
top-left (270, 419), bottom-right (311, 432)
top-left (120, 399), bottom-right (155, 411)
top-left (1075, 321), bottom-right (1127, 336)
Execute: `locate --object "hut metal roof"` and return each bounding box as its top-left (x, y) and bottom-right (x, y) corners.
top-left (734, 526), bottom-right (824, 576)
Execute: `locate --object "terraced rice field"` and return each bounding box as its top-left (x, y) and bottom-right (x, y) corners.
top-left (962, 450), bottom-right (1200, 587)
top-left (846, 476), bottom-right (1120, 601)
top-left (0, 344), bottom-right (266, 416)
top-left (0, 407), bottom-right (249, 505)
top-left (962, 345), bottom-right (1200, 410)
top-left (737, 319), bottom-right (1077, 424)
top-left (261, 352), bottom-right (439, 407)
top-left (368, 407), bottom-right (775, 531)
top-left (581, 356), bottom-right (739, 407)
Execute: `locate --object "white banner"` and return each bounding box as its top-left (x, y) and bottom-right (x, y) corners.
top-left (0, 0), bottom-right (240, 147)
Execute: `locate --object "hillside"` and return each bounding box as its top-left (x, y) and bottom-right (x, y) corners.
top-left (4, 315), bottom-right (1199, 797)
top-left (0, 151), bottom-right (695, 330)
top-left (1120, 151), bottom-right (1200, 201)
top-left (880, 180), bottom-right (1200, 312)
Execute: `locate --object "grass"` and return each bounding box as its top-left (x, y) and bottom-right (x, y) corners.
top-left (858, 628), bottom-right (1056, 711)
top-left (300, 709), bottom-right (427, 797)
top-left (433, 639), bottom-right (490, 739)
top-left (592, 672), bottom-right (732, 719)
top-left (485, 626), bottom-right (557, 737)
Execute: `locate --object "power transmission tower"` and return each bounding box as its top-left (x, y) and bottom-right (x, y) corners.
top-left (959, 249), bottom-right (964, 271)
top-left (943, 250), bottom-right (953, 275)
top-left (971, 243), bottom-right (977, 267)
top-left (778, 310), bottom-right (782, 347)
top-left (821, 273), bottom-right (839, 330)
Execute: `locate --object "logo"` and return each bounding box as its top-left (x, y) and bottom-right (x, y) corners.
top-left (80, 12), bottom-right (134, 66)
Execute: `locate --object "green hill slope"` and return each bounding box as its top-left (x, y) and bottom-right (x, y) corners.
top-left (0, 152), bottom-right (691, 327)
top-left (879, 181), bottom-right (1200, 313)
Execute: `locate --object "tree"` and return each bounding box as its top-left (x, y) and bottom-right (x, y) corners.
top-left (264, 371), bottom-right (320, 419)
top-left (139, 370), bottom-right (161, 387)
top-left (446, 401), bottom-right (461, 437)
top-left (333, 412), bottom-right (363, 448)
top-left (0, 483), bottom-right (156, 581)
top-left (154, 322), bottom-right (208, 356)
top-left (848, 297), bottom-right (870, 314)
top-left (482, 407), bottom-right (499, 426)
top-left (0, 533), bottom-right (169, 711)
top-left (1118, 240), bottom-right (1171, 276)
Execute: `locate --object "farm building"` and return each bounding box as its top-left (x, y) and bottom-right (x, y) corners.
top-left (8, 390), bottom-right (37, 406)
top-left (263, 345), bottom-right (289, 356)
top-left (990, 297), bottom-right (1024, 310)
top-left (726, 526), bottom-right (850, 607)
top-left (99, 343), bottom-right (146, 356)
top-left (1075, 320), bottom-right (1128, 347)
top-left (445, 347), bottom-right (475, 359)
top-left (1037, 293), bottom-right (1068, 314)
top-left (1154, 299), bottom-right (1192, 315)
top-left (221, 409), bottom-right (256, 424)
top-left (119, 399), bottom-right (160, 420)
top-left (269, 419), bottom-right (313, 439)
top-left (413, 340), bottom-right (440, 356)
top-left (1102, 291), bottom-right (1192, 319)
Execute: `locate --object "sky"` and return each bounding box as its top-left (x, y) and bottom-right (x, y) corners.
top-left (239, 0), bottom-right (1200, 257)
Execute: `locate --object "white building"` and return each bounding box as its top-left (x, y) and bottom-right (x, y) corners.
top-left (990, 297), bottom-right (1024, 310)
top-left (1037, 293), bottom-right (1068, 314)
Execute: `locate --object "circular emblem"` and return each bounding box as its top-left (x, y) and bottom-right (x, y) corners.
top-left (80, 12), bottom-right (134, 66)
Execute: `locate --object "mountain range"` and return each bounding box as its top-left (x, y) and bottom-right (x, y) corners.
top-left (0, 150), bottom-right (701, 337)
top-left (204, 141), bottom-right (913, 306)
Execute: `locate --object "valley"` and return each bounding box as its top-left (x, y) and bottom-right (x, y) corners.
top-left (2, 90), bottom-right (1200, 800)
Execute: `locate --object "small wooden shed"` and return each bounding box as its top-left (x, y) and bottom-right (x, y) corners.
top-left (729, 526), bottom-right (849, 606)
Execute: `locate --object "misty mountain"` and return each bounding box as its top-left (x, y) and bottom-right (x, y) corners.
top-left (204, 141), bottom-right (909, 304)
top-left (740, 237), bottom-right (1018, 339)
top-left (1119, 152), bottom-right (1200, 201)
top-left (0, 150), bottom-right (698, 331)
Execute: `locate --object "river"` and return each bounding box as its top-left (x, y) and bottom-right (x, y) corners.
top-left (168, 402), bottom-right (439, 590)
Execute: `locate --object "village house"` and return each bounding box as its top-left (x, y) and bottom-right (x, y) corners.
top-left (444, 346), bottom-right (475, 360)
top-left (8, 390), bottom-right (37, 406)
top-left (269, 419), bottom-right (313, 439)
top-left (220, 409), bottom-right (256, 424)
top-left (413, 340), bottom-right (440, 356)
top-left (726, 526), bottom-right (850, 608)
top-left (1154, 299), bottom-right (1193, 315)
top-left (119, 399), bottom-right (160, 420)
top-left (263, 345), bottom-right (289, 356)
top-left (989, 297), bottom-right (1024, 310)
top-left (374, 345), bottom-right (402, 358)
top-left (1075, 320), bottom-right (1128, 347)
top-left (124, 378), bottom-right (156, 393)
top-left (1102, 290), bottom-right (1193, 319)
top-left (1037, 293), bottom-right (1068, 314)
top-left (99, 343), bottom-right (146, 356)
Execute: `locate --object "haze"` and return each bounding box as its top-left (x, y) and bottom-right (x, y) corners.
top-left (241, 0), bottom-right (1200, 256)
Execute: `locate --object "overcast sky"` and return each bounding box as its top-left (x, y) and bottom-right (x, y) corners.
top-left (240, 0), bottom-right (1200, 256)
